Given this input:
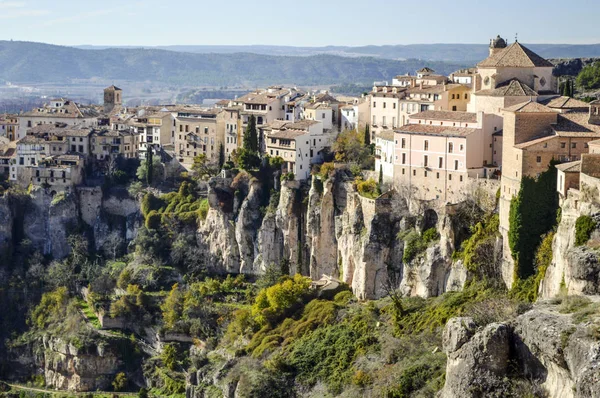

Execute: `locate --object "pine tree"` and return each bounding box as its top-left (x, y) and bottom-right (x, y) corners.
top-left (146, 148), bottom-right (153, 186)
top-left (244, 115), bottom-right (258, 153)
top-left (379, 164), bottom-right (383, 186)
top-left (218, 143), bottom-right (225, 169)
top-left (364, 124), bottom-right (371, 146)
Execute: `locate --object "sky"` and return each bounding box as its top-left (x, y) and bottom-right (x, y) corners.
top-left (1, 0), bottom-right (599, 47)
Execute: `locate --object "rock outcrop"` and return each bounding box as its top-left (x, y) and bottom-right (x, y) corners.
top-left (541, 195), bottom-right (600, 299)
top-left (441, 305), bottom-right (600, 398)
top-left (42, 336), bottom-right (121, 392)
top-left (197, 170), bottom-right (472, 300)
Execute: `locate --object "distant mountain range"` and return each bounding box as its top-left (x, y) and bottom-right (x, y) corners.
top-left (75, 43), bottom-right (600, 63)
top-left (1, 41), bottom-right (600, 89)
top-left (0, 41), bottom-right (468, 87)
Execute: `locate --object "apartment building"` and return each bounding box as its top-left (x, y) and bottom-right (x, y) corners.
top-left (263, 120), bottom-right (332, 180)
top-left (393, 110), bottom-right (499, 202)
top-left (91, 129), bottom-right (140, 160)
top-left (0, 114), bottom-right (18, 141)
top-left (17, 99), bottom-right (99, 140)
top-left (17, 154), bottom-right (84, 193)
top-left (174, 107), bottom-right (224, 165)
top-left (129, 111), bottom-right (173, 158)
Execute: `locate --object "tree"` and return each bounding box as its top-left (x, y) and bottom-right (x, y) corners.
top-left (364, 124), bottom-right (371, 146)
top-left (192, 154), bottom-right (213, 179)
top-left (237, 148), bottom-right (261, 171)
top-left (146, 148), bottom-right (153, 185)
top-left (244, 115), bottom-right (258, 153)
top-left (333, 129), bottom-right (371, 167)
top-left (218, 143), bottom-right (225, 169)
top-left (136, 156), bottom-right (164, 185)
top-left (379, 164), bottom-right (383, 186)
top-left (161, 283), bottom-right (184, 329)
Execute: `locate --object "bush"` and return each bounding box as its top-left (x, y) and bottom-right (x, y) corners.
top-left (575, 215), bottom-right (597, 246)
top-left (402, 228), bottom-right (439, 263)
top-left (112, 372), bottom-right (127, 392)
top-left (251, 274), bottom-right (312, 326)
top-left (318, 162), bottom-right (335, 180)
top-left (354, 177), bottom-right (380, 199)
top-left (145, 210), bottom-right (162, 230)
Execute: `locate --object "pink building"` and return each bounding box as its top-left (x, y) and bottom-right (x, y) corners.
top-left (393, 110), bottom-right (501, 202)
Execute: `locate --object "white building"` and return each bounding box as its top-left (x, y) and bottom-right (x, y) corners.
top-left (375, 131), bottom-right (395, 182)
top-left (341, 105), bottom-right (358, 131)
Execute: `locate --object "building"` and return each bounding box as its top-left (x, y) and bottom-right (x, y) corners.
top-left (129, 111), bottom-right (173, 158)
top-left (263, 120), bottom-right (333, 180)
top-left (17, 154), bottom-right (84, 192)
top-left (304, 102), bottom-right (334, 131)
top-left (91, 129), bottom-right (140, 160)
top-left (17, 99), bottom-right (99, 140)
top-left (375, 130), bottom-right (395, 182)
top-left (0, 114), bottom-right (18, 141)
top-left (393, 110), bottom-right (499, 202)
top-left (173, 107), bottom-right (225, 165)
top-left (341, 104), bottom-right (358, 131)
top-left (104, 85), bottom-right (123, 114)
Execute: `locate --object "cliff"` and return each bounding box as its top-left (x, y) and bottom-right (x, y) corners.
top-left (441, 302), bottom-right (600, 398)
top-left (197, 171), bottom-right (471, 299)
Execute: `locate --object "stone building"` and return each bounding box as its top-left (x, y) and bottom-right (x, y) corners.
top-left (103, 85), bottom-right (123, 114)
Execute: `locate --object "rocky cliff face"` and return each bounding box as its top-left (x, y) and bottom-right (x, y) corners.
top-left (198, 171), bottom-right (471, 300)
top-left (441, 304), bottom-right (600, 398)
top-left (541, 195), bottom-right (600, 299)
top-left (0, 187), bottom-right (141, 263)
top-left (42, 336), bottom-right (122, 392)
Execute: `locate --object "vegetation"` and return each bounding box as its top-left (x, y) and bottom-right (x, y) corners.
top-left (400, 228), bottom-right (440, 263)
top-left (575, 215), bottom-right (597, 246)
top-left (576, 61), bottom-right (600, 91)
top-left (509, 164), bottom-right (558, 280)
top-left (333, 129), bottom-right (373, 169)
top-left (354, 177), bottom-right (381, 199)
top-left (454, 213), bottom-right (500, 273)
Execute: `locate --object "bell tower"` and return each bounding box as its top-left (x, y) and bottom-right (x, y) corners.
top-left (104, 85), bottom-right (123, 114)
top-left (489, 35), bottom-right (507, 56)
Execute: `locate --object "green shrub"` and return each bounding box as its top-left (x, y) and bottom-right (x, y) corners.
top-left (387, 363), bottom-right (438, 398)
top-left (251, 274), bottom-right (312, 326)
top-left (112, 372), bottom-right (127, 392)
top-left (402, 228), bottom-right (439, 263)
top-left (319, 162), bottom-right (335, 180)
top-left (575, 215), bottom-right (597, 246)
top-left (145, 210), bottom-right (162, 230)
top-left (354, 177), bottom-right (380, 199)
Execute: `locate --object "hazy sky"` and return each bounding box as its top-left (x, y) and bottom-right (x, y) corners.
top-left (1, 0), bottom-right (599, 46)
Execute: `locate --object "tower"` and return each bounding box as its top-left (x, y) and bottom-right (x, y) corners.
top-left (589, 100), bottom-right (600, 126)
top-left (489, 35), bottom-right (507, 56)
top-left (104, 85), bottom-right (123, 114)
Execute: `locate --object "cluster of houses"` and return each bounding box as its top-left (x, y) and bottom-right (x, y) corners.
top-left (2, 35), bottom-right (600, 225)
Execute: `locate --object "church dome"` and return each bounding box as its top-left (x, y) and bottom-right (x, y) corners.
top-left (490, 35), bottom-right (507, 49)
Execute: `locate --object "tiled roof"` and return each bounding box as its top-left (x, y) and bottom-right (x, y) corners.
top-left (504, 100), bottom-right (557, 113)
top-left (269, 129), bottom-right (309, 140)
top-left (514, 134), bottom-right (556, 149)
top-left (418, 67), bottom-right (435, 73)
top-left (409, 110), bottom-right (477, 123)
top-left (477, 79), bottom-right (538, 97)
top-left (540, 96), bottom-right (590, 110)
top-left (552, 111), bottom-right (600, 137)
top-left (377, 131), bottom-right (395, 141)
top-left (555, 160), bottom-right (581, 173)
top-left (21, 101), bottom-right (99, 118)
top-left (581, 154), bottom-right (600, 178)
top-left (396, 124), bottom-right (476, 137)
top-left (478, 42), bottom-right (554, 68)
top-left (105, 85), bottom-right (122, 91)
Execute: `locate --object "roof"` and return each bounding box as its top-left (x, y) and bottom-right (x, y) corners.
top-left (478, 42), bottom-right (554, 68)
top-left (21, 100), bottom-right (99, 119)
top-left (587, 139), bottom-right (600, 146)
top-left (581, 154), bottom-right (600, 178)
top-left (540, 96), bottom-right (591, 110)
top-left (552, 111), bottom-right (600, 137)
top-left (305, 102), bottom-right (332, 110)
top-left (396, 124), bottom-right (476, 137)
top-left (556, 160), bottom-right (581, 173)
top-left (513, 133), bottom-right (555, 149)
top-left (409, 110), bottom-right (477, 123)
top-left (264, 119), bottom-right (320, 132)
top-left (105, 85), bottom-right (122, 91)
top-left (504, 100), bottom-right (557, 113)
top-left (377, 131), bottom-right (395, 141)
top-left (269, 129), bottom-right (309, 140)
top-left (477, 79), bottom-right (538, 97)
top-left (418, 67), bottom-right (435, 73)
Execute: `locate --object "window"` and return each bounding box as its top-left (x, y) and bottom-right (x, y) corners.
top-left (460, 176), bottom-right (463, 182)
top-left (452, 94), bottom-right (455, 99)
top-left (322, 113), bottom-right (326, 118)
top-left (402, 153), bottom-right (406, 164)
top-left (449, 174), bottom-right (452, 181)
top-left (436, 172), bottom-right (440, 179)
top-left (454, 160), bottom-right (459, 170)
top-left (424, 140), bottom-right (429, 151)
top-left (585, 143), bottom-right (589, 148)
top-left (393, 103), bottom-right (396, 109)
top-left (373, 101), bottom-right (376, 108)
top-left (383, 102), bottom-right (386, 109)
top-left (373, 116), bottom-right (377, 125)
top-left (413, 170), bottom-right (416, 176)
top-left (438, 157), bottom-right (443, 168)
top-left (460, 144), bottom-right (464, 151)
top-left (424, 171), bottom-right (428, 177)
top-left (536, 156), bottom-right (542, 163)
top-left (448, 142), bottom-right (453, 153)
top-left (423, 155), bottom-right (428, 167)
top-left (401, 138), bottom-right (406, 148)
top-left (402, 169), bottom-right (405, 175)
top-left (572, 142), bottom-right (577, 149)
top-left (561, 142), bottom-right (566, 148)
top-left (382, 116), bottom-right (387, 126)
top-left (452, 106), bottom-right (457, 111)
top-left (392, 117), bottom-right (396, 127)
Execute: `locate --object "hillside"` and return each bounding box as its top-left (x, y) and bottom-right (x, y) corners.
top-left (0, 41), bottom-right (467, 87)
top-left (76, 43), bottom-right (600, 63)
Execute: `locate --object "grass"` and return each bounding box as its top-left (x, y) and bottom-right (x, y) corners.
top-left (559, 295), bottom-right (592, 314)
top-left (76, 299), bottom-right (101, 329)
